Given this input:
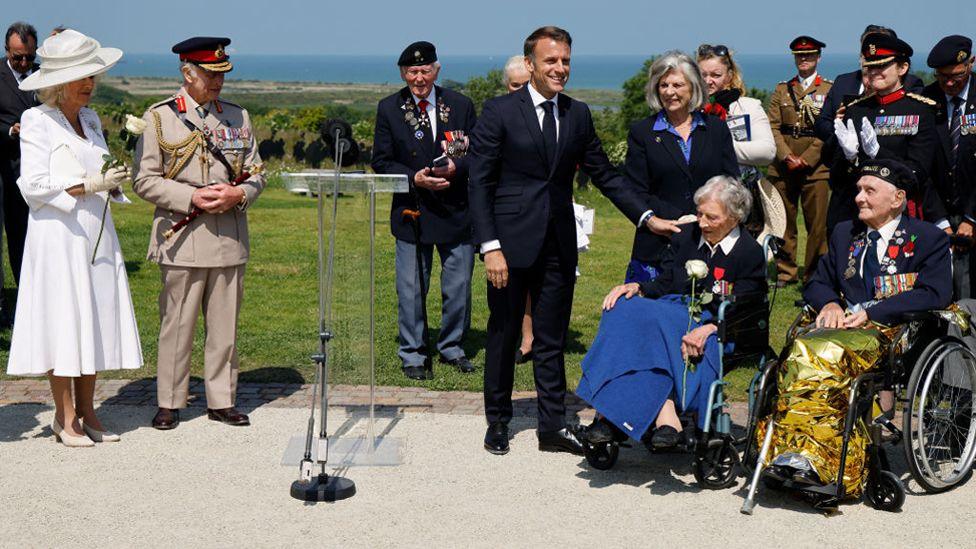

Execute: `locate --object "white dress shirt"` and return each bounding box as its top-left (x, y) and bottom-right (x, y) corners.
top-left (946, 78), bottom-right (971, 128)
top-left (798, 72), bottom-right (818, 90)
top-left (699, 226), bottom-right (741, 257)
top-left (859, 216), bottom-right (901, 276)
top-left (412, 87), bottom-right (438, 139)
top-left (526, 83), bottom-right (559, 139)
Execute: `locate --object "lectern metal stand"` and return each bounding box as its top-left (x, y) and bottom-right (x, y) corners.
top-left (281, 168), bottom-right (407, 502)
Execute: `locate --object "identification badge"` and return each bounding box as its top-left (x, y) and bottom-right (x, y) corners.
top-left (725, 114), bottom-right (752, 142)
top-left (873, 115), bottom-right (919, 136)
top-left (873, 272), bottom-right (917, 300)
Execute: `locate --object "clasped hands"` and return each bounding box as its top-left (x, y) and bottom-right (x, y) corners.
top-left (834, 117), bottom-right (880, 161)
top-left (815, 301), bottom-right (869, 329)
top-left (192, 183), bottom-right (245, 214)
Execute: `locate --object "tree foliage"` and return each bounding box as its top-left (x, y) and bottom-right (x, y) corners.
top-left (463, 68), bottom-right (506, 114)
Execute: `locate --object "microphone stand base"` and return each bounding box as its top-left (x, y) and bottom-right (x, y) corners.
top-left (290, 474), bottom-right (356, 502)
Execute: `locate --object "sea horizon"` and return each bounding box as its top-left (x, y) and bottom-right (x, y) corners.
top-left (110, 52), bottom-right (892, 92)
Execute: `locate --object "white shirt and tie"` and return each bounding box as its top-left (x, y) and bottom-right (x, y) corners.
top-left (699, 226), bottom-right (741, 257)
top-left (798, 72), bottom-right (818, 90)
top-left (946, 77), bottom-right (970, 128)
top-left (479, 83), bottom-right (652, 254)
top-left (859, 216), bottom-right (901, 276)
top-left (412, 87), bottom-right (438, 139)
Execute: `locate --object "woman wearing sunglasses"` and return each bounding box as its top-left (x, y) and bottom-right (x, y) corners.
top-left (697, 45), bottom-right (782, 241)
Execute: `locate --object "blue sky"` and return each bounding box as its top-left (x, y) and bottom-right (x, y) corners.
top-left (8, 1), bottom-right (974, 56)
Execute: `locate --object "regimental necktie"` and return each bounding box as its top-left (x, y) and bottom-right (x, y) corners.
top-left (541, 100), bottom-right (557, 167)
top-left (950, 95), bottom-right (964, 166)
top-left (417, 99), bottom-right (432, 143)
top-left (863, 230), bottom-right (882, 296)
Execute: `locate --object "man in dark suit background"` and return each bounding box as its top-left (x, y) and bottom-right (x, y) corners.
top-left (468, 26), bottom-right (679, 455)
top-left (922, 35), bottom-right (976, 298)
top-left (371, 41), bottom-right (478, 381)
top-left (0, 21), bottom-right (39, 296)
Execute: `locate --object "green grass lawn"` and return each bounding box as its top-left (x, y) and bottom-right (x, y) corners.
top-left (0, 177), bottom-right (808, 400)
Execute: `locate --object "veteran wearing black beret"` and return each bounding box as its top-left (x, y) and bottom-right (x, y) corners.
top-left (806, 157), bottom-right (951, 329)
top-left (371, 41), bottom-right (479, 380)
top-left (922, 34), bottom-right (976, 297)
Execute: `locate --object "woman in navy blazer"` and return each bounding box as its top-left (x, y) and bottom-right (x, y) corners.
top-left (623, 51), bottom-right (738, 283)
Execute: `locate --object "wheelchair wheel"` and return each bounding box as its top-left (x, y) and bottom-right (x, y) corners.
top-left (864, 470), bottom-right (905, 512)
top-left (902, 337), bottom-right (976, 493)
top-left (693, 437), bottom-right (739, 489)
top-left (584, 441), bottom-right (619, 471)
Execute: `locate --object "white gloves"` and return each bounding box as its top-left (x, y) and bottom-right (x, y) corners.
top-left (834, 118), bottom-right (860, 161)
top-left (859, 117), bottom-right (880, 158)
top-left (82, 166), bottom-right (130, 194)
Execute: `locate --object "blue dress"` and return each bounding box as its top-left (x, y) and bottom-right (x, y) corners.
top-left (575, 295), bottom-right (721, 441)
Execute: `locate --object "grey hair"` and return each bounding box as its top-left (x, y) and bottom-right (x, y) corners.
top-left (645, 51), bottom-right (706, 113)
top-left (694, 175), bottom-right (752, 222)
top-left (503, 55), bottom-right (528, 85)
top-left (180, 60), bottom-right (201, 77)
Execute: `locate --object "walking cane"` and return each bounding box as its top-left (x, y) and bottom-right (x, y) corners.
top-left (741, 418), bottom-right (775, 515)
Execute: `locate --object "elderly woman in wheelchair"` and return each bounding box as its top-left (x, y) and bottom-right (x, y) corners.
top-left (743, 158), bottom-right (976, 514)
top-left (576, 176), bottom-right (769, 476)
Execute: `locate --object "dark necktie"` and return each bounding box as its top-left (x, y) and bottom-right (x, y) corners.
top-left (950, 95), bottom-right (964, 166)
top-left (863, 230), bottom-right (882, 296)
top-left (541, 100), bottom-right (557, 166)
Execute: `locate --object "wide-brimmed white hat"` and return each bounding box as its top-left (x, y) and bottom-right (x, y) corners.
top-left (19, 29), bottom-right (122, 91)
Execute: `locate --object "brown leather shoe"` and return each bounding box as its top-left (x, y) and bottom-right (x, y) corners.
top-left (207, 407), bottom-right (250, 426)
top-left (152, 408), bottom-right (180, 430)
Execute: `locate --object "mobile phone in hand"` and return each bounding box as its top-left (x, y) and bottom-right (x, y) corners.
top-left (431, 154), bottom-right (449, 169)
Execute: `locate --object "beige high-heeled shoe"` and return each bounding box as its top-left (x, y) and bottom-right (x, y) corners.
top-left (52, 419), bottom-right (94, 448)
top-left (82, 422), bottom-right (120, 443)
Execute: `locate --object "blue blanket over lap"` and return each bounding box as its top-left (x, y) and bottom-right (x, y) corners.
top-left (574, 295), bottom-right (720, 441)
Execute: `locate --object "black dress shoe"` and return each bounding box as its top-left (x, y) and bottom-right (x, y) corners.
top-left (440, 356), bottom-right (476, 374)
top-left (515, 349), bottom-right (533, 364)
top-left (207, 407), bottom-right (250, 426)
top-left (403, 365), bottom-right (433, 380)
top-left (484, 422), bottom-right (510, 455)
top-left (152, 408), bottom-right (180, 430)
top-left (538, 427), bottom-right (585, 455)
top-left (649, 425), bottom-right (681, 450)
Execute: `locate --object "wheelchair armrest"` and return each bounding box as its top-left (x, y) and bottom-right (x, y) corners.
top-left (901, 310), bottom-right (935, 323)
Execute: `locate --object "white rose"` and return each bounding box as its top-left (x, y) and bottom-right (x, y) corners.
top-left (124, 114), bottom-right (148, 135)
top-left (685, 259), bottom-right (708, 280)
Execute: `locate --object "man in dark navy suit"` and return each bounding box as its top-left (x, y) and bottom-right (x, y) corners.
top-left (0, 21), bottom-right (40, 305)
top-left (922, 35), bottom-right (976, 298)
top-left (468, 26), bottom-right (678, 455)
top-left (372, 41), bottom-right (478, 380)
top-left (805, 158), bottom-right (951, 329)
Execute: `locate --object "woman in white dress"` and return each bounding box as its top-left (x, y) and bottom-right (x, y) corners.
top-left (7, 29), bottom-right (142, 447)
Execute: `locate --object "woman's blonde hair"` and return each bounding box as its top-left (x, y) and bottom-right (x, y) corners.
top-left (697, 45), bottom-right (746, 94)
top-left (36, 74), bottom-right (100, 108)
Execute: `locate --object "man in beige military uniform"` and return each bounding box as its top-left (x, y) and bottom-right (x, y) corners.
top-left (133, 37), bottom-right (265, 429)
top-left (767, 36), bottom-right (833, 286)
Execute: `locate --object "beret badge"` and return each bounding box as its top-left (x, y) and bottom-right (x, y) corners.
top-left (959, 50), bottom-right (968, 62)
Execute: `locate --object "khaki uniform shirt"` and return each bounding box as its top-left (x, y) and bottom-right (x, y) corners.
top-left (767, 75), bottom-right (833, 181)
top-left (133, 89), bottom-right (265, 267)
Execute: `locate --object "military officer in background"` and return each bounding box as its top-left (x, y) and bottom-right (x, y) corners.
top-left (923, 35), bottom-right (976, 297)
top-left (827, 34), bottom-right (937, 232)
top-left (371, 41), bottom-right (478, 380)
top-left (134, 37), bottom-right (265, 430)
top-left (767, 36), bottom-right (832, 286)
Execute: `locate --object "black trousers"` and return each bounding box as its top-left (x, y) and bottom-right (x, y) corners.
top-left (483, 222), bottom-right (575, 432)
top-left (1, 160), bottom-right (28, 285)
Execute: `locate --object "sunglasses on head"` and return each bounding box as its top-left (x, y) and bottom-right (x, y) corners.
top-left (7, 52), bottom-right (35, 62)
top-left (698, 44), bottom-right (729, 58)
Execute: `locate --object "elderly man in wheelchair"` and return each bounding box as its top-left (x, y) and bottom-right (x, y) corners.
top-left (742, 158), bottom-right (976, 514)
top-left (575, 176), bottom-right (772, 480)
